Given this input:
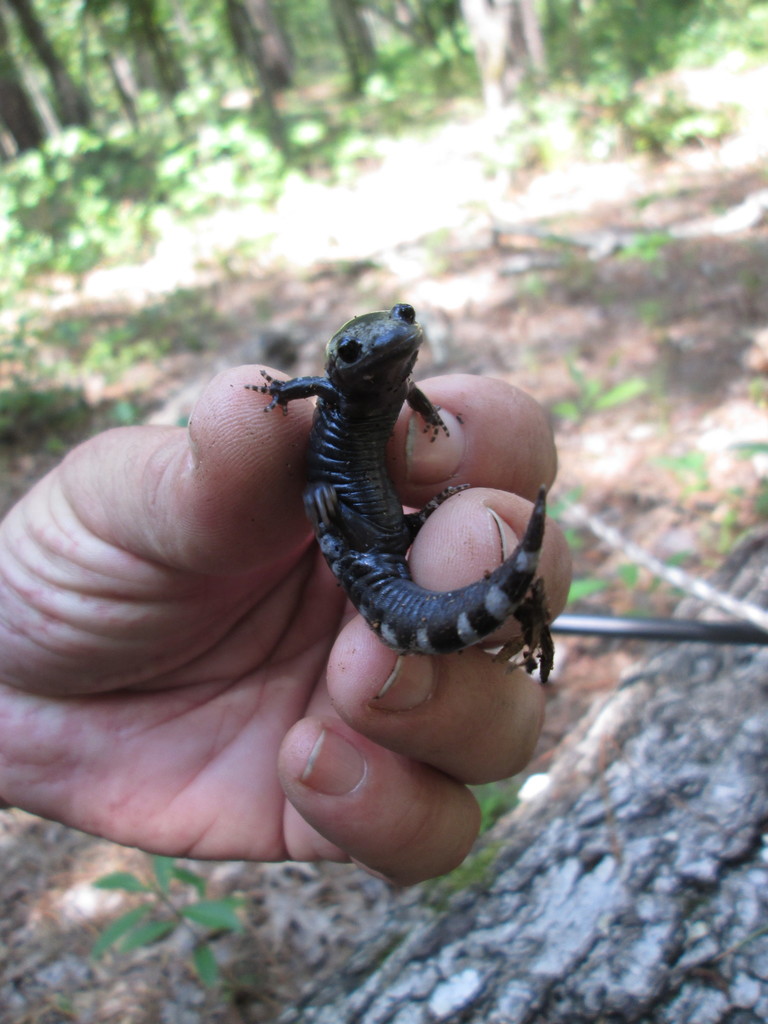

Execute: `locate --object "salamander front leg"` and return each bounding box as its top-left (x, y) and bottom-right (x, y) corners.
top-left (405, 383), bottom-right (453, 442)
top-left (245, 373), bottom-right (337, 413)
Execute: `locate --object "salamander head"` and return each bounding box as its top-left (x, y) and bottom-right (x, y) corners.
top-left (325, 303), bottom-right (423, 396)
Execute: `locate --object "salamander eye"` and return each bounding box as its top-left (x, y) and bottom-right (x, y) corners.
top-left (337, 336), bottom-right (362, 362)
top-left (391, 303), bottom-right (416, 324)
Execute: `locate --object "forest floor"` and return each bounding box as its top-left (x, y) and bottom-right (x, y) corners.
top-left (1, 66), bottom-right (768, 1023)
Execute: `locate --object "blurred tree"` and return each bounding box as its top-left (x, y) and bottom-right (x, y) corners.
top-left (461, 0), bottom-right (545, 108)
top-left (243, 0), bottom-right (294, 88)
top-left (389, 0), bottom-right (463, 46)
top-left (127, 0), bottom-right (187, 99)
top-left (5, 0), bottom-right (91, 126)
top-left (224, 0), bottom-right (289, 150)
top-left (328, 0), bottom-right (375, 93)
top-left (0, 6), bottom-right (44, 153)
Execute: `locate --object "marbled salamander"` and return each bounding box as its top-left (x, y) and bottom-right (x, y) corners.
top-left (248, 303), bottom-right (553, 680)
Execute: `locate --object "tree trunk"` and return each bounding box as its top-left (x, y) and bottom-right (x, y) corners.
top-left (127, 0), bottom-right (187, 100)
top-left (105, 51), bottom-right (139, 130)
top-left (0, 4), bottom-right (44, 151)
top-left (242, 0), bottom-right (294, 89)
top-left (461, 0), bottom-right (518, 109)
top-left (224, 0), bottom-right (287, 152)
top-left (328, 0), bottom-right (375, 95)
top-left (0, 77), bottom-right (43, 152)
top-left (277, 528), bottom-right (768, 1023)
top-left (402, 0), bottom-right (462, 46)
top-left (518, 0), bottom-right (545, 72)
top-left (5, 0), bottom-right (91, 126)
top-left (462, 0), bottom-right (546, 108)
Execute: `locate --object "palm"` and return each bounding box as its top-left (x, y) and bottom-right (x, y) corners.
top-left (0, 508), bottom-right (351, 858)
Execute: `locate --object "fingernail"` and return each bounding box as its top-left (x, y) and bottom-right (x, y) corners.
top-left (300, 727), bottom-right (366, 795)
top-left (406, 408), bottom-right (466, 485)
top-left (485, 504), bottom-right (517, 561)
top-left (372, 656), bottom-right (435, 711)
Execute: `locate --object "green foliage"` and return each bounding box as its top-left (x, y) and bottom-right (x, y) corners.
top-left (756, 481), bottom-right (768, 520)
top-left (0, 129), bottom-right (158, 290)
top-left (731, 442), bottom-right (768, 520)
top-left (537, 0), bottom-right (767, 161)
top-left (0, 318), bottom-right (90, 445)
top-left (544, 0), bottom-right (767, 90)
top-left (567, 577), bottom-right (609, 604)
top-left (92, 856), bottom-right (245, 988)
top-left (156, 116), bottom-right (284, 215)
top-left (654, 451), bottom-right (710, 496)
top-left (617, 91), bottom-right (736, 156)
top-left (552, 357), bottom-right (649, 422)
top-left (619, 232), bottom-right (673, 265)
top-left (424, 842), bottom-right (503, 910)
top-left (616, 562), bottom-right (640, 589)
top-left (474, 780), bottom-right (521, 833)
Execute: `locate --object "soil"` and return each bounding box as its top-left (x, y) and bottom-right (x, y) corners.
top-left (1, 69), bottom-right (767, 1022)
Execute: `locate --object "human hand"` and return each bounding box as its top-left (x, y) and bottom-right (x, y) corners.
top-left (0, 367), bottom-right (570, 884)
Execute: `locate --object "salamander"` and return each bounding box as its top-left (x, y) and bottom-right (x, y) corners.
top-left (248, 303), bottom-right (553, 680)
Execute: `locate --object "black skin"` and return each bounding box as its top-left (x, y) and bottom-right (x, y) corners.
top-left (247, 303), bottom-right (554, 681)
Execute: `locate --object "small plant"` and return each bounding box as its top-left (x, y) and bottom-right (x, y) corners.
top-left (567, 577), bottom-right (609, 603)
top-left (92, 855), bottom-right (246, 987)
top-left (618, 231), bottom-right (672, 265)
top-left (0, 318), bottom-right (89, 445)
top-left (424, 842), bottom-right (503, 911)
top-left (653, 451), bottom-right (710, 498)
top-left (731, 442), bottom-right (768, 520)
top-left (474, 780), bottom-right (521, 833)
top-left (552, 356), bottom-right (648, 422)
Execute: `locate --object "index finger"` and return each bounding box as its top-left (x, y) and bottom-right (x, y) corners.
top-left (389, 374), bottom-right (557, 508)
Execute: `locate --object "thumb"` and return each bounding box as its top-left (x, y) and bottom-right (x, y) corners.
top-left (58, 366), bottom-right (314, 574)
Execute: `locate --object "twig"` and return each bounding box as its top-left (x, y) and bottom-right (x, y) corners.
top-left (562, 502), bottom-right (768, 633)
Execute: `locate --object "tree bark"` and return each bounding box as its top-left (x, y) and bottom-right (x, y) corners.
top-left (277, 528), bottom-right (768, 1023)
top-left (5, 0), bottom-right (91, 126)
top-left (462, 0), bottom-right (546, 108)
top-left (224, 0), bottom-right (287, 152)
top-left (242, 0), bottom-right (293, 89)
top-left (461, 0), bottom-right (518, 109)
top-left (328, 0), bottom-right (375, 95)
top-left (127, 0), bottom-right (187, 100)
top-left (0, 4), bottom-right (44, 151)
top-left (0, 77), bottom-right (43, 152)
top-left (518, 0), bottom-right (545, 72)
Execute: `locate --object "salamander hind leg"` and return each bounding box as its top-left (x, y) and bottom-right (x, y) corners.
top-left (493, 578), bottom-right (554, 683)
top-left (490, 489), bottom-right (554, 681)
top-left (304, 482), bottom-right (341, 532)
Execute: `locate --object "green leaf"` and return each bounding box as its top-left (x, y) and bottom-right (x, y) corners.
top-left (551, 400), bottom-right (582, 421)
top-left (732, 441), bottom-right (768, 457)
top-left (594, 377), bottom-right (648, 410)
top-left (93, 871), bottom-right (150, 893)
top-left (92, 906), bottom-right (152, 959)
top-left (152, 855), bottom-right (176, 893)
top-left (567, 577), bottom-right (609, 603)
top-left (617, 563), bottom-right (640, 588)
top-left (181, 898), bottom-right (244, 933)
top-left (172, 866), bottom-right (207, 898)
top-left (118, 919), bottom-right (176, 952)
top-left (193, 942), bottom-right (220, 987)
